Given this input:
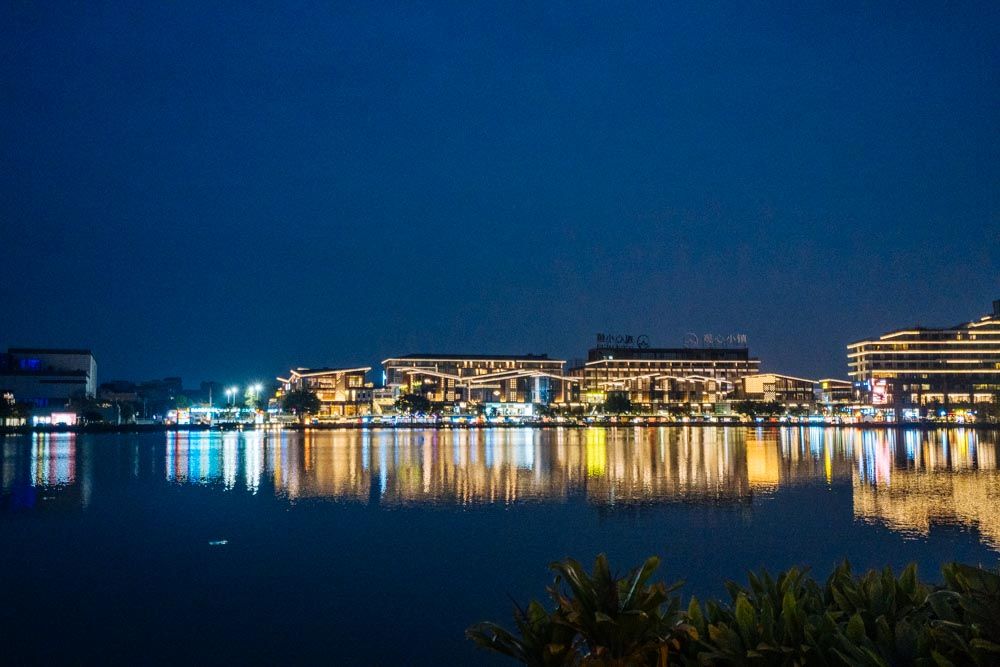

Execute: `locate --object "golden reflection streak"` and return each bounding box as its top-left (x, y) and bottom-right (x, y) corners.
top-left (3, 427), bottom-right (998, 550)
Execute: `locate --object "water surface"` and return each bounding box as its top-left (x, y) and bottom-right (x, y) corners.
top-left (2, 427), bottom-right (998, 665)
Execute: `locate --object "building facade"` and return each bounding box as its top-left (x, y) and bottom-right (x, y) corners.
top-left (381, 354), bottom-right (575, 408)
top-left (578, 343), bottom-right (761, 409)
top-left (816, 379), bottom-right (853, 406)
top-left (277, 367), bottom-right (372, 419)
top-left (847, 300), bottom-right (1000, 412)
top-left (0, 348), bottom-right (97, 406)
top-left (741, 373), bottom-right (817, 405)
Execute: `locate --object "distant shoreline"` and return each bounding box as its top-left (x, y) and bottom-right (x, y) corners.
top-left (1, 421), bottom-right (997, 435)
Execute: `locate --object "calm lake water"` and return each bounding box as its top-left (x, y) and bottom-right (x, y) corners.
top-left (2, 427), bottom-right (999, 665)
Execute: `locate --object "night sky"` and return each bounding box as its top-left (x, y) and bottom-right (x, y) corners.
top-left (2, 2), bottom-right (998, 387)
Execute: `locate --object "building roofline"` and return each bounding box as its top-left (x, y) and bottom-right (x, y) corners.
top-left (743, 372), bottom-right (817, 384)
top-left (287, 367), bottom-right (371, 378)
top-left (847, 308), bottom-right (1000, 345)
top-left (584, 358), bottom-right (759, 366)
top-left (589, 346), bottom-right (749, 353)
top-left (382, 354), bottom-right (561, 363)
top-left (7, 347), bottom-right (94, 356)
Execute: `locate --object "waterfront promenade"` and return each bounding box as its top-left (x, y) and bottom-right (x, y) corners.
top-left (2, 418), bottom-right (997, 436)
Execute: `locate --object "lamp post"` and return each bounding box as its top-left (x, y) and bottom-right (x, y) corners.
top-left (251, 384), bottom-right (263, 417)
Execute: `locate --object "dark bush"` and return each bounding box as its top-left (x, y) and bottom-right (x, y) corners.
top-left (468, 555), bottom-right (1000, 666)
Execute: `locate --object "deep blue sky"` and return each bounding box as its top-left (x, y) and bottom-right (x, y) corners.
top-left (2, 1), bottom-right (998, 386)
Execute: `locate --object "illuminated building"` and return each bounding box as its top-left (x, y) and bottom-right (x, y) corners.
top-left (381, 353), bottom-right (576, 408)
top-left (277, 367), bottom-right (373, 419)
top-left (847, 300), bottom-right (1000, 412)
top-left (576, 339), bottom-right (760, 408)
top-left (0, 347), bottom-right (97, 406)
top-left (817, 378), bottom-right (852, 405)
top-left (740, 373), bottom-right (817, 405)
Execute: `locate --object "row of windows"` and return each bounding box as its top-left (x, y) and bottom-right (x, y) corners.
top-left (851, 361), bottom-right (1000, 370)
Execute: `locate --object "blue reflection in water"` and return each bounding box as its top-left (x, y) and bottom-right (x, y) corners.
top-left (125, 428), bottom-right (1000, 548)
top-left (2, 426), bottom-right (1000, 666)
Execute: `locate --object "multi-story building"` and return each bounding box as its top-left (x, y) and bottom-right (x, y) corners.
top-left (277, 367), bottom-right (372, 419)
top-left (577, 341), bottom-right (760, 409)
top-left (740, 373), bottom-right (816, 405)
top-left (0, 348), bottom-right (97, 406)
top-left (816, 378), bottom-right (853, 406)
top-left (381, 354), bottom-right (574, 408)
top-left (847, 300), bottom-right (1000, 412)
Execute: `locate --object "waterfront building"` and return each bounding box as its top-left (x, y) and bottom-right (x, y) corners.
top-left (0, 348), bottom-right (97, 406)
top-left (277, 367), bottom-right (372, 419)
top-left (381, 353), bottom-right (576, 409)
top-left (817, 378), bottom-right (853, 405)
top-left (740, 373), bottom-right (817, 405)
top-left (577, 339), bottom-right (760, 409)
top-left (847, 300), bottom-right (1000, 414)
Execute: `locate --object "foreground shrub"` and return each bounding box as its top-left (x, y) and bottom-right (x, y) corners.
top-left (467, 556), bottom-right (1000, 666)
top-left (467, 555), bottom-right (686, 666)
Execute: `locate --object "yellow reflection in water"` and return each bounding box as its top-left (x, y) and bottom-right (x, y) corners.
top-left (852, 429), bottom-right (1000, 548)
top-left (746, 430), bottom-right (780, 490)
top-left (585, 428), bottom-right (606, 478)
top-left (2, 427), bottom-right (999, 551)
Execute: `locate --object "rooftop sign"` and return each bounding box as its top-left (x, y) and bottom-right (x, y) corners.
top-left (595, 333), bottom-right (650, 349)
top-left (684, 333), bottom-right (748, 348)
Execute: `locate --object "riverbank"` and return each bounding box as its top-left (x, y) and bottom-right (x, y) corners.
top-left (2, 420), bottom-right (998, 435)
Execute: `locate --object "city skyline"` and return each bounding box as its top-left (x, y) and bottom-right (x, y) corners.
top-left (3, 299), bottom-right (999, 388)
top-left (3, 2), bottom-right (998, 383)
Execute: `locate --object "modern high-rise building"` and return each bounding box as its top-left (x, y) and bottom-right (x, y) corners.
top-left (0, 348), bottom-right (97, 406)
top-left (847, 300), bottom-right (1000, 411)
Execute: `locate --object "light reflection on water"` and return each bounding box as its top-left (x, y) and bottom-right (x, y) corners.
top-left (2, 427), bottom-right (999, 549)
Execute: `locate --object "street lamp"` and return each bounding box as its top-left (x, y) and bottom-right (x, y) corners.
top-left (227, 386), bottom-right (238, 407)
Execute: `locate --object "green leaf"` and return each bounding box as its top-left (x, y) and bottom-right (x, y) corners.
top-left (735, 594), bottom-right (756, 644)
top-left (846, 612), bottom-right (866, 643)
top-left (688, 596), bottom-right (705, 632)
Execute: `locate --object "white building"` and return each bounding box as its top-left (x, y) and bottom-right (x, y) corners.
top-left (0, 348), bottom-right (97, 407)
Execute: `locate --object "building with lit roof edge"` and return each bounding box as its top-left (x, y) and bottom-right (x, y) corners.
top-left (848, 300), bottom-right (1000, 416)
top-left (574, 338), bottom-right (761, 409)
top-left (381, 354), bottom-right (576, 415)
top-left (277, 367), bottom-right (373, 419)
